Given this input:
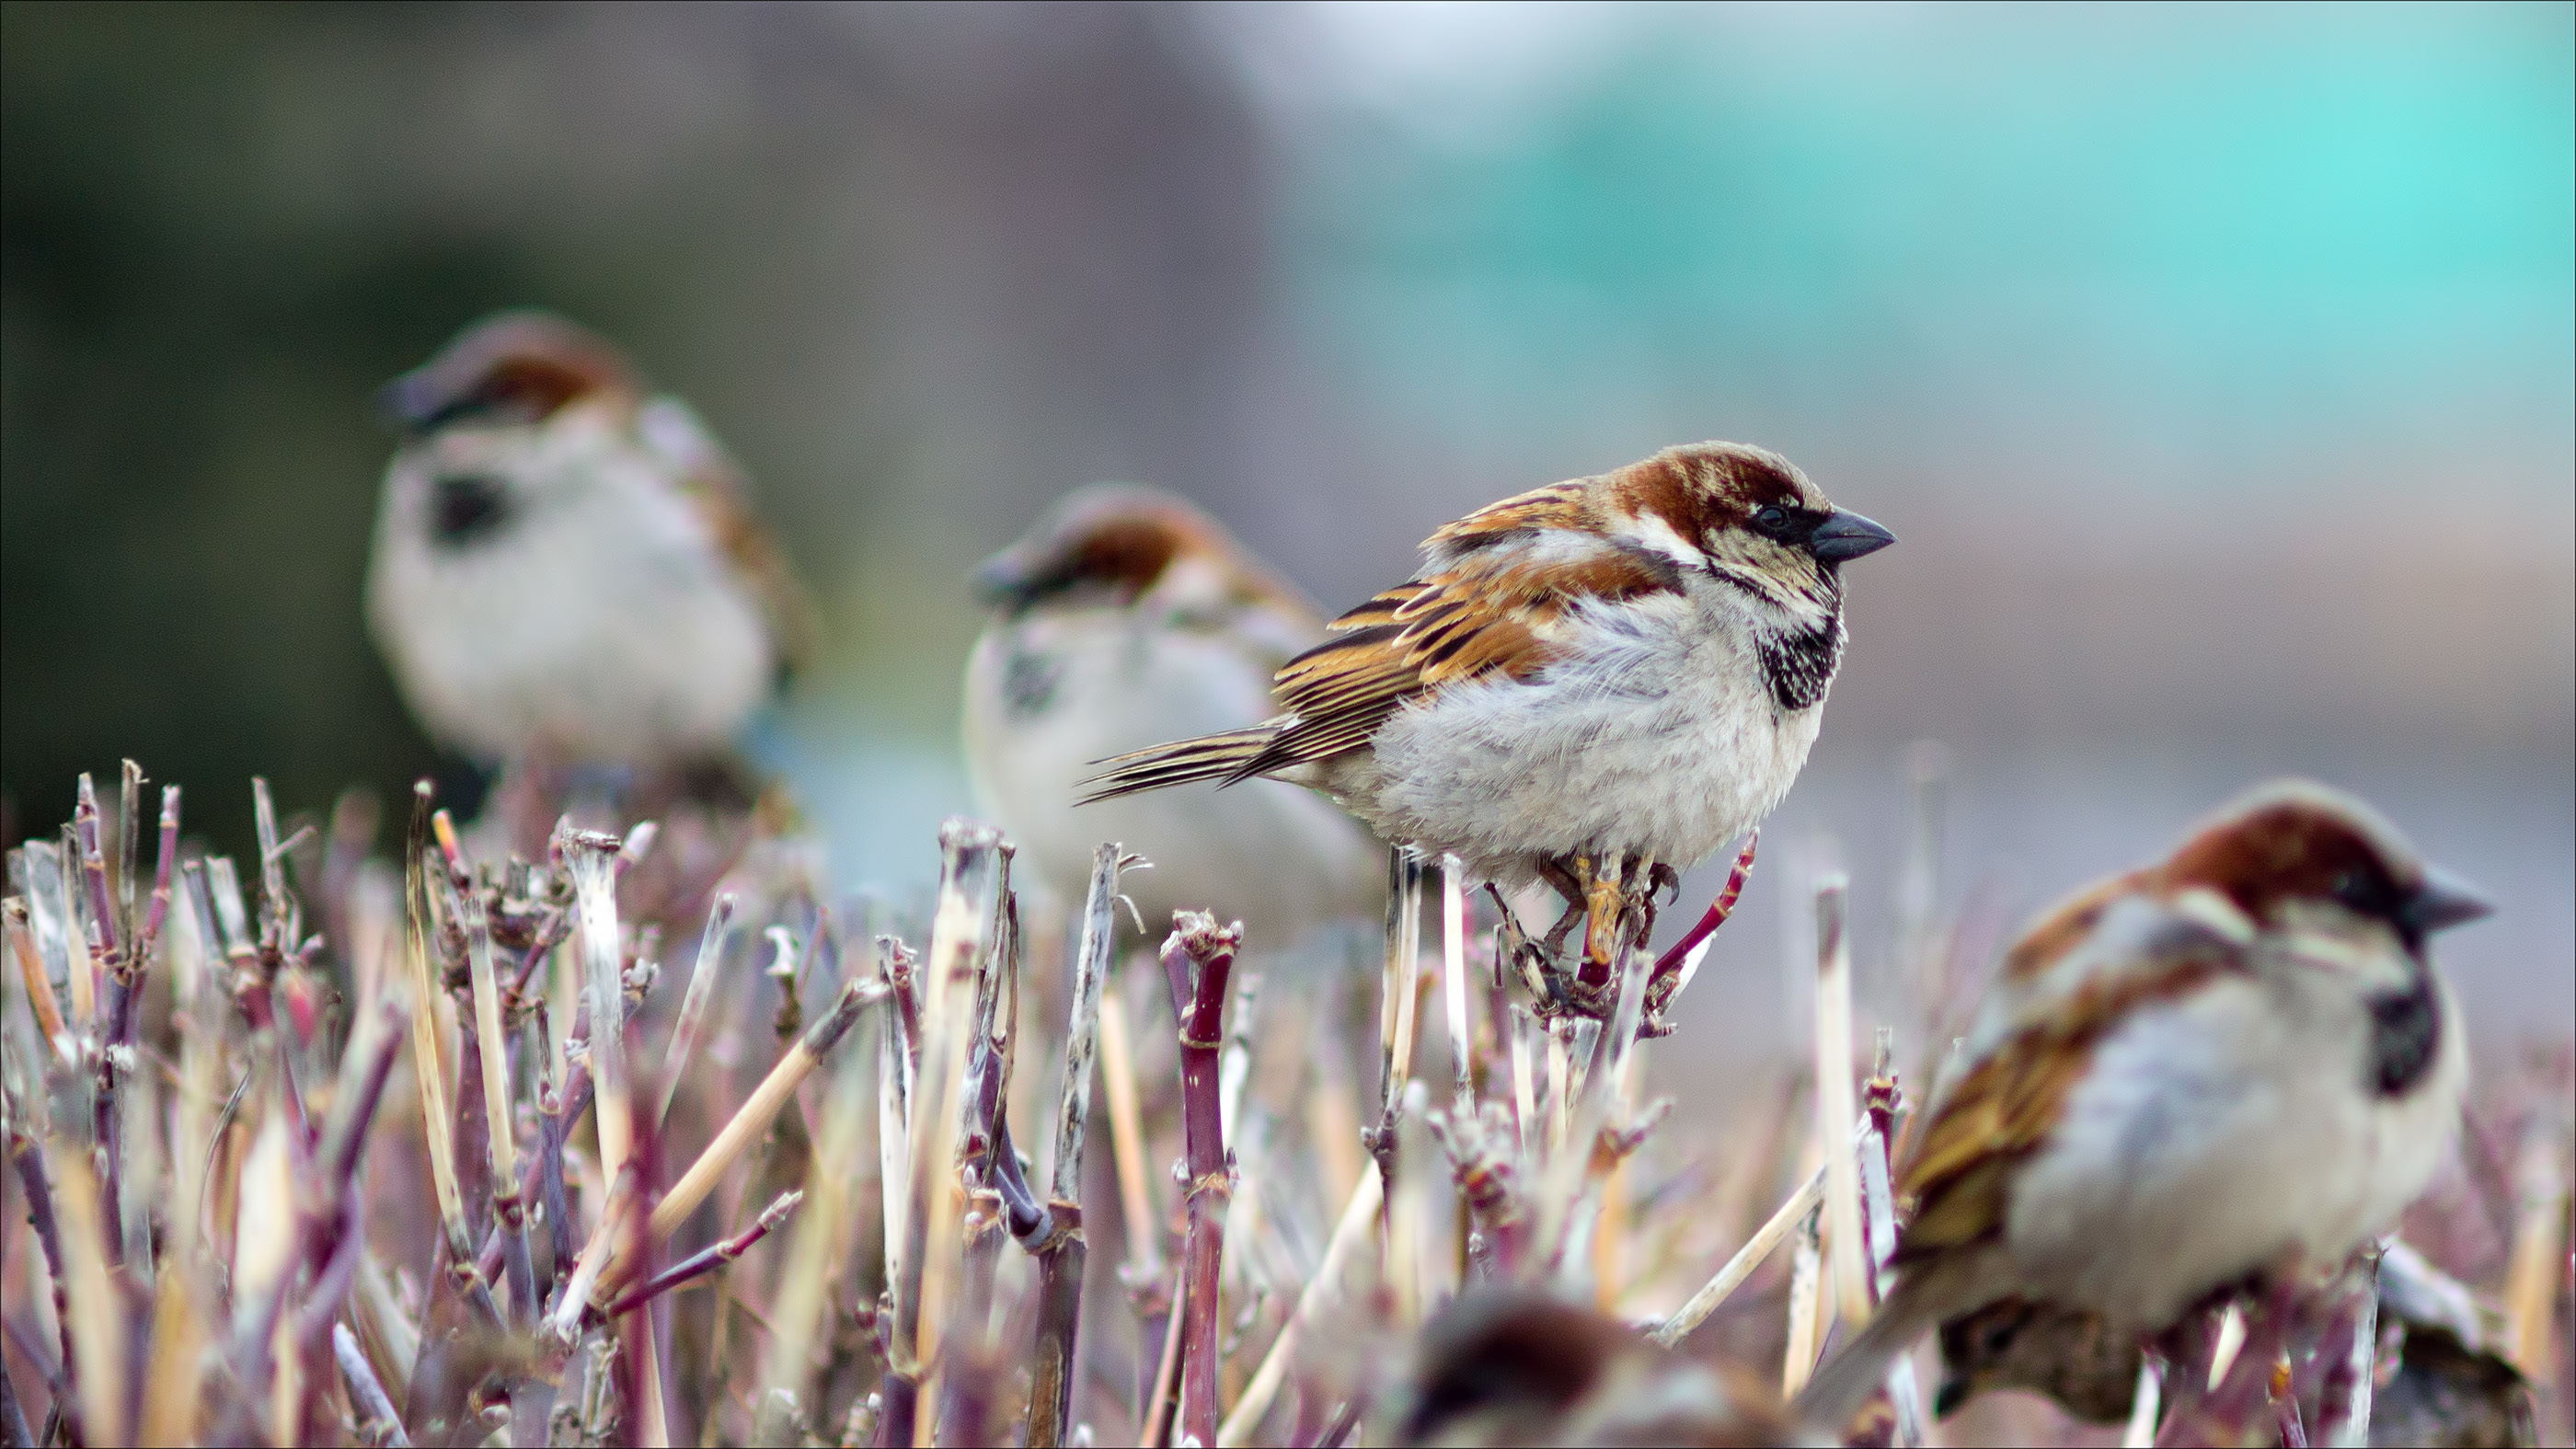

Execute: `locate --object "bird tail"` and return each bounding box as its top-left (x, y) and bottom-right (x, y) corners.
top-left (1076, 727), bottom-right (1277, 803)
top-left (1792, 1280), bottom-right (1950, 1436)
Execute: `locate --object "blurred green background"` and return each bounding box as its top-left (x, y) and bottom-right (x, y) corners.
top-left (5, 2), bottom-right (2570, 1048)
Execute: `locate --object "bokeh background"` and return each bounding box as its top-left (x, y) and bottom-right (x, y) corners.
top-left (6, 2), bottom-right (2570, 1065)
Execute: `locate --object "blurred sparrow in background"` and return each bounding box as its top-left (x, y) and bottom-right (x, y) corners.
top-left (1798, 780), bottom-right (2490, 1429)
top-left (1082, 442), bottom-right (1892, 959)
top-left (964, 485), bottom-right (1381, 949)
top-left (367, 312), bottom-right (813, 786)
top-left (1396, 1290), bottom-right (1806, 1447)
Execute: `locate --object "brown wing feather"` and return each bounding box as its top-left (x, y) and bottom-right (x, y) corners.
top-left (1896, 949), bottom-right (2237, 1260)
top-left (1231, 521), bottom-right (1677, 782)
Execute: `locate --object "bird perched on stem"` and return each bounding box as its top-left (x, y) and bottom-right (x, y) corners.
top-left (366, 312), bottom-right (812, 813)
top-left (964, 485), bottom-right (1381, 950)
top-left (1081, 442), bottom-right (1893, 963)
top-left (1796, 779), bottom-right (2490, 1432)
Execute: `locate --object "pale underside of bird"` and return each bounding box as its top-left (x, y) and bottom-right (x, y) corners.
top-left (366, 311), bottom-right (811, 771)
top-left (963, 484), bottom-right (1384, 953)
top-left (1797, 779), bottom-right (2490, 1430)
top-left (1080, 442), bottom-right (1895, 949)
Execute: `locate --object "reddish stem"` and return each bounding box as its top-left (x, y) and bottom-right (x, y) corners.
top-left (1167, 913), bottom-right (1242, 1448)
top-left (1641, 832), bottom-right (1758, 1030)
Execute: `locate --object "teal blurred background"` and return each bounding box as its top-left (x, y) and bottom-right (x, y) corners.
top-left (5, 3), bottom-right (2570, 1049)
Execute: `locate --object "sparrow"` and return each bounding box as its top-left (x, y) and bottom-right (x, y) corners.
top-left (1797, 779), bottom-right (2491, 1429)
top-left (365, 311), bottom-right (812, 771)
top-left (962, 485), bottom-right (1383, 949)
top-left (1397, 1289), bottom-right (1809, 1447)
top-left (1080, 443), bottom-right (1893, 950)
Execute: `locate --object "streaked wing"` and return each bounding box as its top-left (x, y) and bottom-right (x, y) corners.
top-left (1896, 931), bottom-right (2240, 1259)
top-left (640, 397), bottom-right (821, 676)
top-left (1231, 487), bottom-right (1679, 781)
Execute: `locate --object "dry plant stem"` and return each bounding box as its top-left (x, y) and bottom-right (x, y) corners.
top-left (1780, 1198), bottom-right (1827, 1396)
top-left (654, 893), bottom-right (735, 1133)
top-left (73, 777), bottom-right (132, 1261)
top-left (638, 976), bottom-right (882, 1255)
top-left (1437, 857), bottom-right (1473, 1115)
top-left (6, 901), bottom-right (72, 1064)
top-left (1166, 914), bottom-right (1243, 1449)
top-left (334, 1321), bottom-right (411, 1447)
top-left (884, 822), bottom-right (1006, 1449)
top-left (1215, 1167), bottom-right (1385, 1448)
top-left (402, 785), bottom-right (469, 1262)
top-left (1368, 851), bottom-right (1426, 1218)
top-left (561, 828), bottom-right (635, 1196)
top-left (604, 1190), bottom-right (803, 1322)
top-left (7, 1136), bottom-right (79, 1446)
top-left (1811, 876), bottom-right (1870, 1329)
top-left (2503, 1118), bottom-right (2568, 1384)
top-left (1025, 843), bottom-right (1125, 1448)
top-left (1856, 1050), bottom-right (1923, 1446)
top-left (1650, 1163), bottom-right (1827, 1347)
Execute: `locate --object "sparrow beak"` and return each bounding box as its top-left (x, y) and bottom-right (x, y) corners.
top-left (377, 370), bottom-right (449, 434)
top-left (973, 545), bottom-right (1047, 608)
top-left (2404, 865), bottom-right (2494, 935)
top-left (1808, 509), bottom-right (1897, 563)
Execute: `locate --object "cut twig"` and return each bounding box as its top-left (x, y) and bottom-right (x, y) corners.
top-left (1167, 912), bottom-right (1243, 1449)
top-left (400, 784), bottom-right (468, 1262)
top-left (1366, 850), bottom-right (1426, 1223)
top-left (1024, 843), bottom-right (1125, 1448)
top-left (655, 892), bottom-right (736, 1133)
top-left (882, 822), bottom-right (1006, 1449)
top-left (1812, 875), bottom-right (1870, 1330)
top-left (334, 1321), bottom-right (411, 1448)
top-left (1649, 1163), bottom-right (1826, 1347)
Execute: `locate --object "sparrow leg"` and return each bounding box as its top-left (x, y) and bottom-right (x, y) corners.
top-left (1581, 850), bottom-right (1627, 979)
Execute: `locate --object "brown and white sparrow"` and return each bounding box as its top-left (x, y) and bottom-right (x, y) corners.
top-left (963, 485), bottom-right (1382, 949)
top-left (1397, 1290), bottom-right (1809, 1447)
top-left (366, 311), bottom-right (811, 770)
top-left (1798, 779), bottom-right (2491, 1428)
top-left (1081, 443), bottom-right (1893, 938)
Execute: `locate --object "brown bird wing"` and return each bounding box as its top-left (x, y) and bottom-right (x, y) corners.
top-left (645, 398), bottom-right (822, 680)
top-left (1895, 923), bottom-right (2240, 1261)
top-left (1228, 485), bottom-right (1682, 781)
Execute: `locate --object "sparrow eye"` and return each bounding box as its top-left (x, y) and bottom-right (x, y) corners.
top-left (1754, 504), bottom-right (1794, 536)
top-left (430, 474), bottom-right (512, 550)
top-left (2331, 868), bottom-right (2386, 915)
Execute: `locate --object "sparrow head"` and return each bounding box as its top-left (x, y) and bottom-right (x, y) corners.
top-left (2156, 779), bottom-right (2492, 957)
top-left (1597, 441), bottom-right (1894, 626)
top-left (973, 483), bottom-right (1314, 624)
top-left (379, 310), bottom-right (638, 438)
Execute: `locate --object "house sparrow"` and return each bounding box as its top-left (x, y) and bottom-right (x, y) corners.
top-left (1397, 1289), bottom-right (1810, 1447)
top-left (1081, 443), bottom-right (1893, 955)
top-left (1797, 780), bottom-right (2491, 1429)
top-left (963, 485), bottom-right (1383, 949)
top-left (366, 311), bottom-right (811, 771)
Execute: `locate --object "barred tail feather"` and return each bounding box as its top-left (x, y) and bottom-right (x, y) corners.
top-left (1076, 727), bottom-right (1278, 803)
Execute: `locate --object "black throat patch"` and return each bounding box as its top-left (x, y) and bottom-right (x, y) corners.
top-left (2366, 967), bottom-right (2443, 1097)
top-left (1755, 613), bottom-right (1846, 712)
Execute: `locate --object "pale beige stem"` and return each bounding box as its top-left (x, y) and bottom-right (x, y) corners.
top-left (1214, 1166), bottom-right (1385, 1448)
top-left (1650, 1164), bottom-right (1825, 1346)
top-left (1812, 875), bottom-right (1869, 1329)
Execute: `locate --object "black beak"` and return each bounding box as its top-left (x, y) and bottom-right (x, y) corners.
top-left (2403, 865), bottom-right (2494, 936)
top-left (1808, 509), bottom-right (1896, 563)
